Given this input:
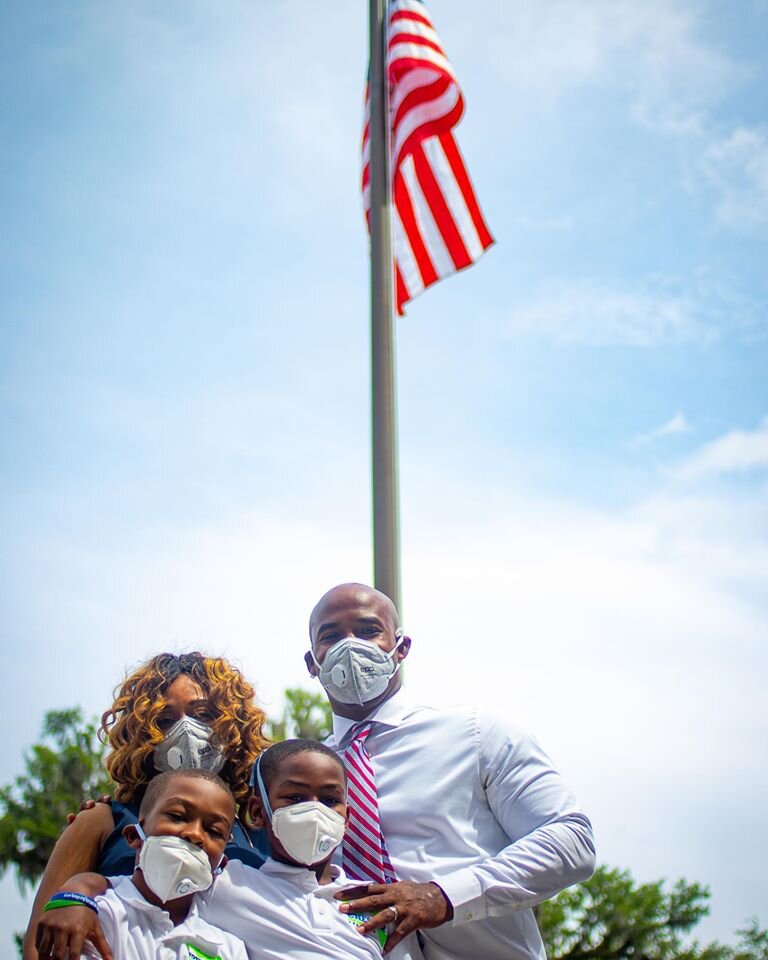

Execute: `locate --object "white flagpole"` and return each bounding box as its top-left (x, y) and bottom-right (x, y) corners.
top-left (368, 0), bottom-right (400, 611)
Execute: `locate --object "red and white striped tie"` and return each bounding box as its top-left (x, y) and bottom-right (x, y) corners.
top-left (342, 723), bottom-right (397, 884)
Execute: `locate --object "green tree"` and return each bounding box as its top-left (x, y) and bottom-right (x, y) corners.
top-left (539, 866), bottom-right (766, 960)
top-left (267, 686), bottom-right (333, 742)
top-left (0, 708), bottom-right (112, 892)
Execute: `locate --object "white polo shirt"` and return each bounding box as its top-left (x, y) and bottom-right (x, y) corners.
top-left (198, 858), bottom-right (424, 960)
top-left (82, 876), bottom-right (248, 960)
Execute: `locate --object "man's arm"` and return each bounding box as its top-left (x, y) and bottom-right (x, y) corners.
top-left (338, 711), bottom-right (595, 952)
top-left (435, 713), bottom-right (595, 923)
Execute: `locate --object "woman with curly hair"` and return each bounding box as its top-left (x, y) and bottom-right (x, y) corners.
top-left (22, 652), bottom-right (270, 960)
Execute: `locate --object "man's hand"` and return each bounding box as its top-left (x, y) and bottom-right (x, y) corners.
top-left (34, 904), bottom-right (112, 960)
top-left (337, 880), bottom-right (454, 954)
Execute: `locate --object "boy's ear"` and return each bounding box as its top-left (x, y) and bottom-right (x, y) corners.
top-left (248, 794), bottom-right (267, 830)
top-left (123, 823), bottom-right (142, 850)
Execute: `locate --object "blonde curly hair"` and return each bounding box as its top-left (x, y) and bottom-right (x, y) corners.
top-left (101, 652), bottom-right (270, 820)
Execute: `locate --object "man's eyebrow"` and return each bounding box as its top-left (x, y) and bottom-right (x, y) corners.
top-left (315, 620), bottom-right (339, 635)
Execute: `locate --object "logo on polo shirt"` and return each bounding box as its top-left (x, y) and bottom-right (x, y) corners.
top-left (186, 944), bottom-right (222, 960)
top-left (343, 911), bottom-right (388, 950)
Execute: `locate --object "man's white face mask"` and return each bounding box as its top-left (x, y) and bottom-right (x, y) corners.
top-left (310, 631), bottom-right (405, 706)
top-left (135, 824), bottom-right (220, 902)
top-left (153, 716), bottom-right (226, 774)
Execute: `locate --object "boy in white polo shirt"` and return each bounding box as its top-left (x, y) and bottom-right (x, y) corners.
top-left (34, 742), bottom-right (421, 960)
top-left (198, 739), bottom-right (423, 960)
top-left (52, 769), bottom-right (248, 960)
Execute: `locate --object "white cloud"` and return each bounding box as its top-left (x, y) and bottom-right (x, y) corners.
top-left (632, 412), bottom-right (692, 446)
top-left (670, 417), bottom-right (768, 482)
top-left (703, 126), bottom-right (768, 229)
top-left (507, 286), bottom-right (712, 346)
top-left (460, 0), bottom-right (734, 128)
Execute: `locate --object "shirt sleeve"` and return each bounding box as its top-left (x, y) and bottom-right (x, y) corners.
top-left (79, 891), bottom-right (119, 958)
top-left (436, 711), bottom-right (596, 925)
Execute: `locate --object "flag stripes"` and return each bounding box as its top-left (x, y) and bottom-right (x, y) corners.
top-left (363, 0), bottom-right (492, 313)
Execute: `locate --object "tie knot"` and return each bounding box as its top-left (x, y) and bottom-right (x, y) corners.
top-left (349, 722), bottom-right (373, 745)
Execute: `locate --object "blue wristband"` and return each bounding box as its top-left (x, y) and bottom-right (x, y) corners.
top-left (44, 891), bottom-right (99, 914)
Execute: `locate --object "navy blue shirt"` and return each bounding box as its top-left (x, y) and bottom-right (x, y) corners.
top-left (98, 800), bottom-right (269, 876)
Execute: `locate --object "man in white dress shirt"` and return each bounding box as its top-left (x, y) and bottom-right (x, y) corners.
top-left (305, 582), bottom-right (596, 960)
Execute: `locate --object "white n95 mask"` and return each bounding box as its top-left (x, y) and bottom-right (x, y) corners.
top-left (153, 716), bottom-right (226, 774)
top-left (253, 756), bottom-right (346, 866)
top-left (311, 632), bottom-right (405, 706)
top-left (135, 825), bottom-right (217, 902)
top-left (271, 801), bottom-right (346, 866)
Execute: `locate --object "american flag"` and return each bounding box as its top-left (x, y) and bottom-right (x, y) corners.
top-left (362, 0), bottom-right (493, 314)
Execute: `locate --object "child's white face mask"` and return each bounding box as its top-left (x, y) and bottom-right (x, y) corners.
top-left (153, 716), bottom-right (226, 774)
top-left (270, 801), bottom-right (346, 866)
top-left (135, 824), bottom-right (218, 902)
top-left (253, 756), bottom-right (346, 866)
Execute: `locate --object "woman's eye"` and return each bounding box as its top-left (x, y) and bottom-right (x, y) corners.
top-left (323, 797), bottom-right (343, 807)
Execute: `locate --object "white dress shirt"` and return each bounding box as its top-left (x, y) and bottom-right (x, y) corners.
top-left (327, 692), bottom-right (596, 960)
top-left (198, 857), bottom-right (424, 960)
top-left (82, 877), bottom-right (248, 960)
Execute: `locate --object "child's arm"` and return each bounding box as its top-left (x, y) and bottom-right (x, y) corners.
top-left (22, 803), bottom-right (114, 960)
top-left (32, 873), bottom-right (114, 960)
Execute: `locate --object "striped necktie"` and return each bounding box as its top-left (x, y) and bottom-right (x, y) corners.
top-left (342, 723), bottom-right (397, 883)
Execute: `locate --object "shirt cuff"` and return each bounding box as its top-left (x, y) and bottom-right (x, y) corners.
top-left (433, 869), bottom-right (486, 925)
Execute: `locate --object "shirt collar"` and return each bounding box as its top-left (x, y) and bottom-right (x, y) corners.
top-left (332, 688), bottom-right (413, 747)
top-left (260, 857), bottom-right (344, 892)
top-left (112, 876), bottom-right (204, 927)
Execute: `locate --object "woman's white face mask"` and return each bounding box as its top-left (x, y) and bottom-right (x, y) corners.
top-left (310, 631), bottom-right (406, 706)
top-left (153, 717), bottom-right (226, 774)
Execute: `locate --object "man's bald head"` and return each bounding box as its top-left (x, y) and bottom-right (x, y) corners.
top-left (309, 582), bottom-right (400, 640)
top-left (306, 582), bottom-right (410, 719)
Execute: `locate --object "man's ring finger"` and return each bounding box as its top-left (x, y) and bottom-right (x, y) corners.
top-left (389, 905), bottom-right (399, 923)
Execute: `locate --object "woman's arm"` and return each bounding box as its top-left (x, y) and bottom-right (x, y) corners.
top-left (22, 803), bottom-right (114, 960)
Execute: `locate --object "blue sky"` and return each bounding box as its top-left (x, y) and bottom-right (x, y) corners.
top-left (1, 0), bottom-right (767, 950)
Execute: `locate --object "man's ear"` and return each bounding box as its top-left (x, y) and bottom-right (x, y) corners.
top-left (396, 635), bottom-right (411, 663)
top-left (123, 823), bottom-right (142, 851)
top-left (248, 794), bottom-right (267, 830)
top-left (304, 648), bottom-right (318, 677)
